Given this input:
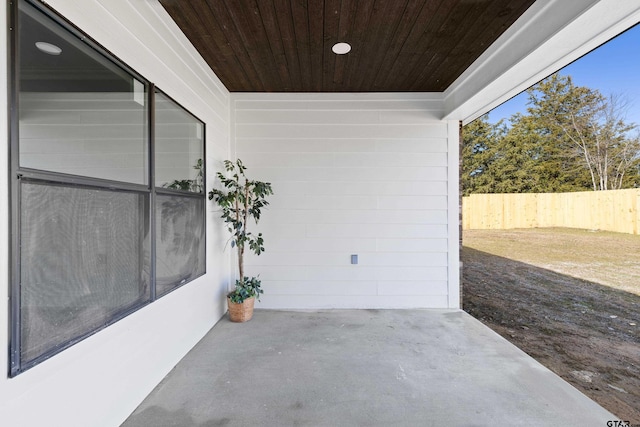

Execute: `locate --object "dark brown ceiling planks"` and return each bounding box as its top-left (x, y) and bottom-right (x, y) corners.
top-left (159, 0), bottom-right (536, 92)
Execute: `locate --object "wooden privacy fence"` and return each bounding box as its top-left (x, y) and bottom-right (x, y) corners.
top-left (462, 189), bottom-right (640, 235)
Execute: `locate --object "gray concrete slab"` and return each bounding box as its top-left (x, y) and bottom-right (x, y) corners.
top-left (122, 310), bottom-right (617, 426)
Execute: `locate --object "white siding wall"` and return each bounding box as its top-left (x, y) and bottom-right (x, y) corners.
top-left (0, 1), bottom-right (231, 427)
top-left (233, 93), bottom-right (460, 309)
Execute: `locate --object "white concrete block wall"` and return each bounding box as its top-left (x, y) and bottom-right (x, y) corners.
top-left (0, 1), bottom-right (231, 426)
top-left (233, 93), bottom-right (460, 309)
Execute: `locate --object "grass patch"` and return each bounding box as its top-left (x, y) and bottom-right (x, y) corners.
top-left (463, 228), bottom-right (640, 296)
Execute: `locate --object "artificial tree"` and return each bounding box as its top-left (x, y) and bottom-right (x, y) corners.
top-left (209, 159), bottom-right (273, 320)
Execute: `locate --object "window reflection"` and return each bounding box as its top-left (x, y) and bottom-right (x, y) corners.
top-left (18, 1), bottom-right (148, 184)
top-left (155, 91), bottom-right (204, 193)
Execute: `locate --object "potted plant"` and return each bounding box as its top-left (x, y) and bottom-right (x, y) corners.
top-left (208, 159), bottom-right (273, 322)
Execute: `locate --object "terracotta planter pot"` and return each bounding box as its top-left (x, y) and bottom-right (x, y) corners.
top-left (227, 297), bottom-right (255, 322)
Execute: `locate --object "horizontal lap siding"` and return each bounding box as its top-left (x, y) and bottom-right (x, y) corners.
top-left (233, 93), bottom-right (452, 308)
top-left (1, 2), bottom-right (231, 427)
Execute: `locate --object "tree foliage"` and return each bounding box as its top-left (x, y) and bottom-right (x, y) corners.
top-left (208, 159), bottom-right (273, 302)
top-left (462, 73), bottom-right (640, 195)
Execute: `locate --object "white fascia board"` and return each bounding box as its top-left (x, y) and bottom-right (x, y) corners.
top-left (443, 0), bottom-right (640, 124)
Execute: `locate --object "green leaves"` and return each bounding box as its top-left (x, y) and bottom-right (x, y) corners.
top-left (209, 159), bottom-right (273, 294)
top-left (208, 159), bottom-right (273, 255)
top-left (162, 158), bottom-right (204, 192)
top-left (248, 233), bottom-right (265, 255)
top-left (227, 277), bottom-right (263, 303)
top-left (463, 73), bottom-right (640, 194)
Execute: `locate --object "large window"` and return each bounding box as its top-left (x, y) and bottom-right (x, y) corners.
top-left (10, 0), bottom-right (206, 375)
top-left (154, 90), bottom-right (206, 297)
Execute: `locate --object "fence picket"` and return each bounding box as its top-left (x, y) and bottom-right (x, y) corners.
top-left (462, 189), bottom-right (640, 235)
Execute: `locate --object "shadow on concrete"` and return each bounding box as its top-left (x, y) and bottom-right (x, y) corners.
top-left (462, 247), bottom-right (640, 422)
top-left (124, 406), bottom-right (231, 427)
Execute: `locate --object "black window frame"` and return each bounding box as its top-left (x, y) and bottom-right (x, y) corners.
top-left (8, 0), bottom-right (206, 376)
top-left (153, 87), bottom-right (207, 298)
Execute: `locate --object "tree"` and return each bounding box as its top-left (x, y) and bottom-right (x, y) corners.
top-left (490, 114), bottom-right (577, 193)
top-left (462, 73), bottom-right (640, 195)
top-left (526, 74), bottom-right (640, 190)
top-left (208, 159), bottom-right (273, 304)
top-left (461, 115), bottom-right (503, 195)
top-left (593, 95), bottom-right (640, 189)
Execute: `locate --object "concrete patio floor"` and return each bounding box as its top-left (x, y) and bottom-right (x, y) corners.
top-left (122, 309), bottom-right (615, 426)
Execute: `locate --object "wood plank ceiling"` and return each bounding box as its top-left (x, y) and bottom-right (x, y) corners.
top-left (159, 0), bottom-right (537, 92)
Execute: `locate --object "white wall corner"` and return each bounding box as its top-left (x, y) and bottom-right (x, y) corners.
top-left (232, 92), bottom-right (449, 309)
top-left (447, 120), bottom-right (461, 309)
top-left (443, 0), bottom-right (640, 124)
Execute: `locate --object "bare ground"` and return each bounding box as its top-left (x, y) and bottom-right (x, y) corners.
top-left (462, 228), bottom-right (640, 423)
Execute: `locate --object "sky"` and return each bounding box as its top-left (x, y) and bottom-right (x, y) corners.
top-left (487, 23), bottom-right (640, 126)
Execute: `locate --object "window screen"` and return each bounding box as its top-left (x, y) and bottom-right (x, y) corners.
top-left (10, 0), bottom-right (206, 375)
top-left (19, 181), bottom-right (150, 364)
top-left (156, 195), bottom-right (206, 296)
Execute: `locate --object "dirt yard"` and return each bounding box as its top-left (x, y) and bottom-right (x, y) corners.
top-left (462, 228), bottom-right (640, 423)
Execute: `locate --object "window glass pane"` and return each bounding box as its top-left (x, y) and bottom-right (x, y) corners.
top-left (155, 91), bottom-right (204, 192)
top-left (11, 0), bottom-right (208, 375)
top-left (156, 195), bottom-right (206, 296)
top-left (20, 181), bottom-right (150, 364)
top-left (18, 1), bottom-right (148, 184)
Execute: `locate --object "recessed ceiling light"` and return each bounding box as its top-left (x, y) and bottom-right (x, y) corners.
top-left (35, 41), bottom-right (62, 55)
top-left (332, 42), bottom-right (351, 55)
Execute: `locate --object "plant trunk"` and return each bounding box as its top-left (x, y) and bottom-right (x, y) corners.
top-left (238, 244), bottom-right (244, 285)
top-left (238, 177), bottom-right (250, 285)
top-left (235, 187), bottom-right (243, 285)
